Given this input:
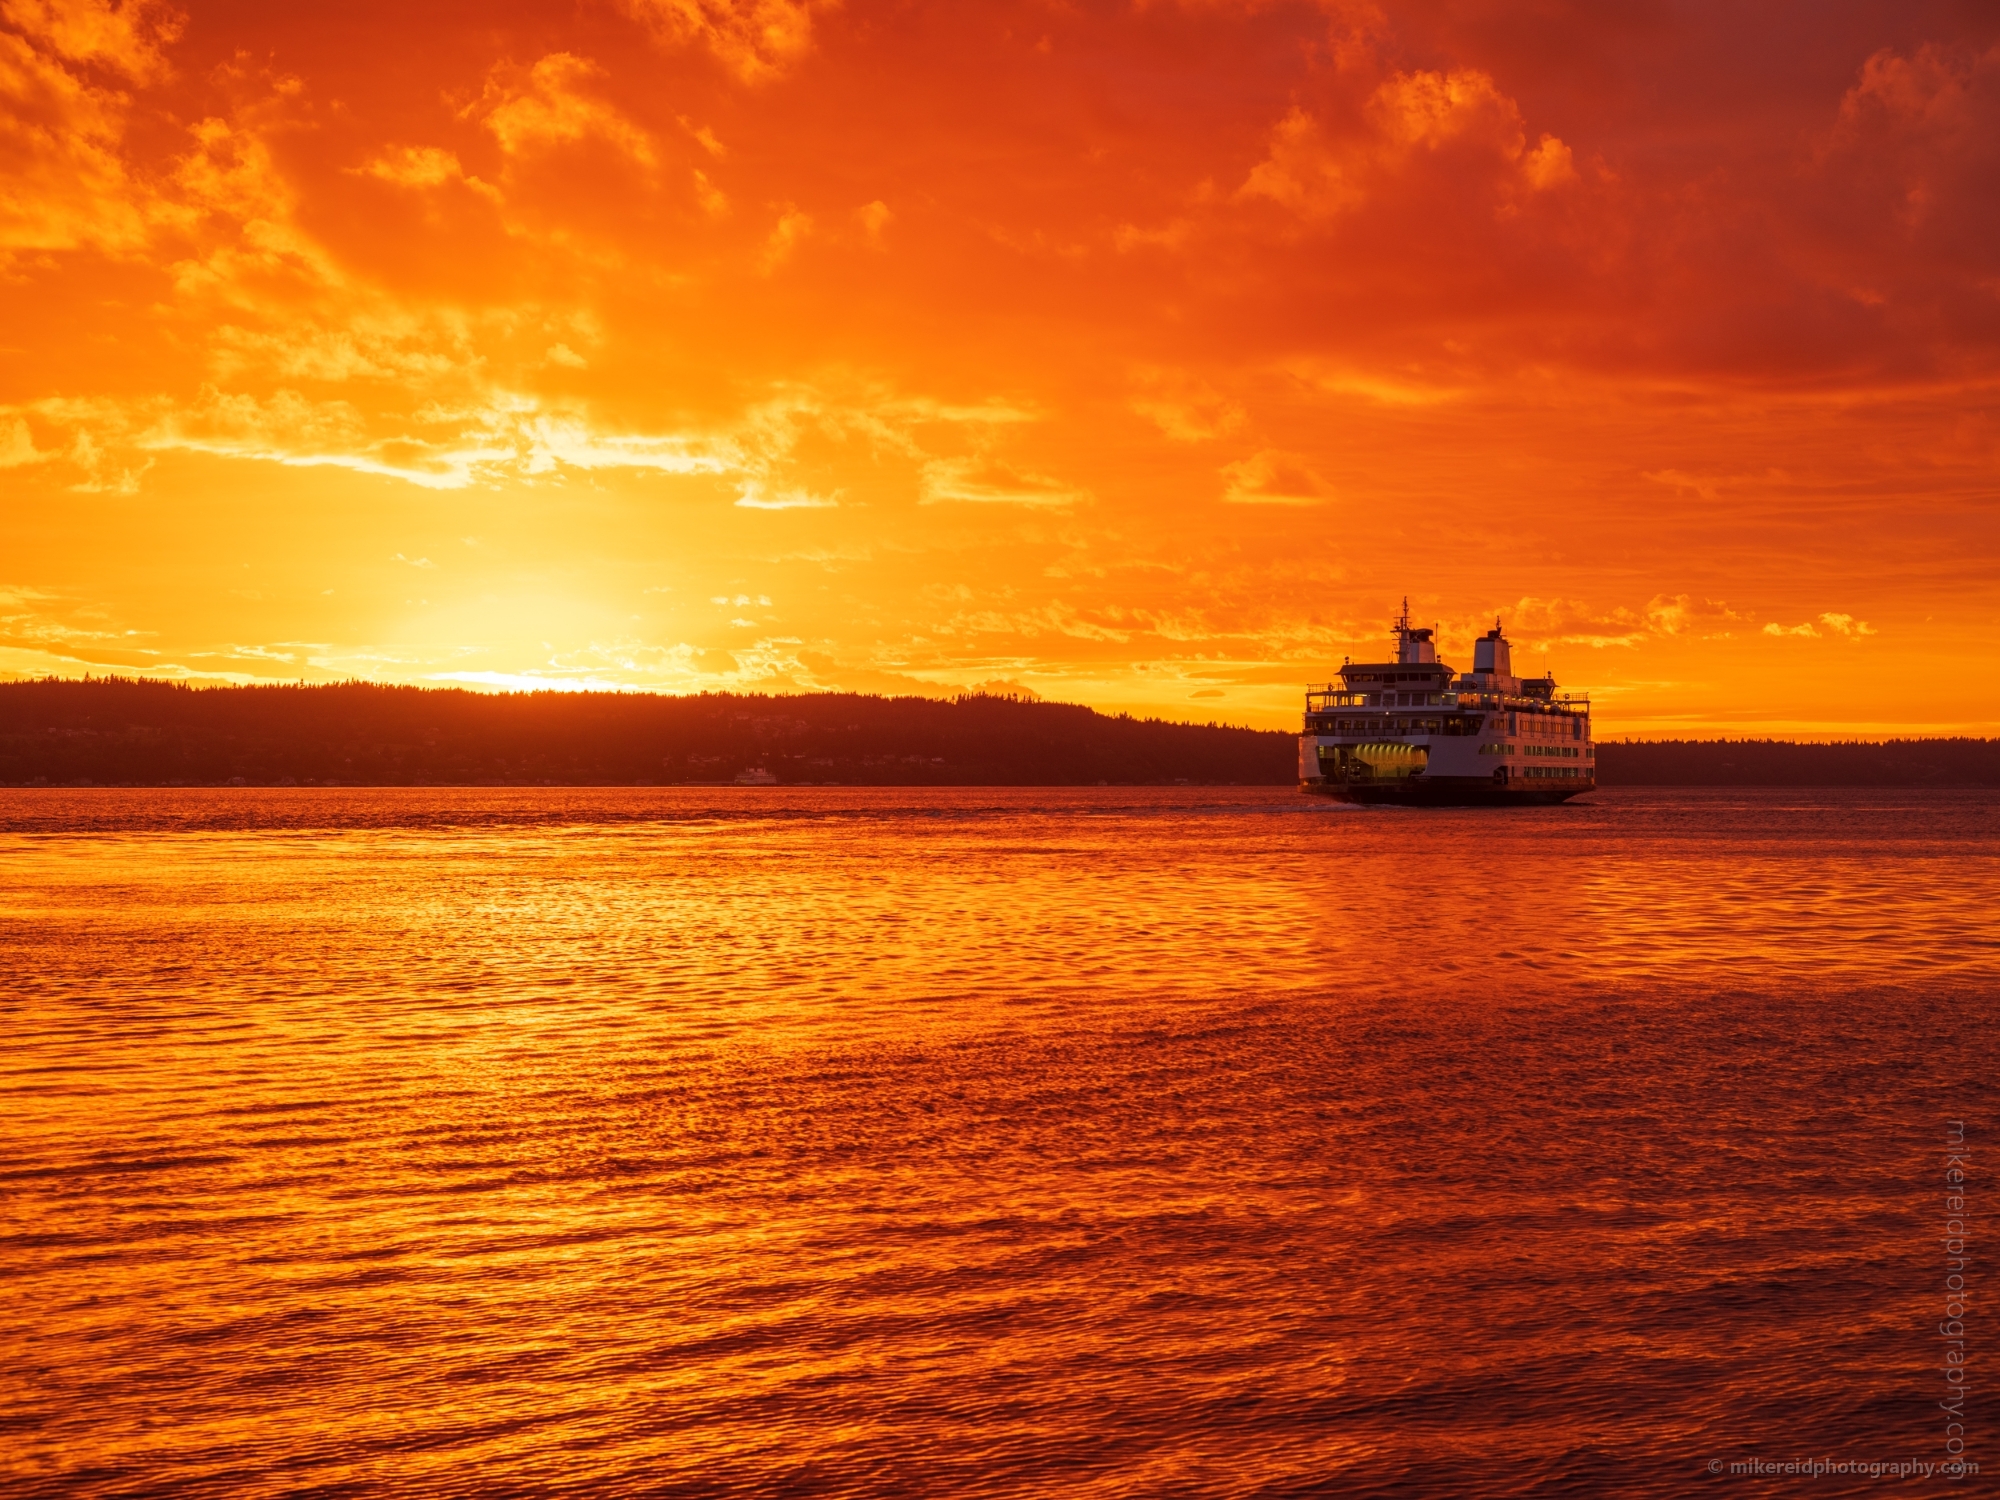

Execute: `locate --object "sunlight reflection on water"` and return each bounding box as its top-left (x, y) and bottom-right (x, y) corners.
top-left (2, 787), bottom-right (1993, 1496)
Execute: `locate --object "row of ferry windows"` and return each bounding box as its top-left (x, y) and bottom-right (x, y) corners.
top-left (1522, 766), bottom-right (1585, 779)
top-left (1479, 744), bottom-right (1590, 759)
top-left (1311, 715), bottom-right (1587, 740)
top-left (1322, 691), bottom-right (1449, 708)
top-left (1311, 706), bottom-right (1586, 732)
top-left (1315, 717), bottom-right (1481, 737)
top-left (1317, 691), bottom-right (1587, 728)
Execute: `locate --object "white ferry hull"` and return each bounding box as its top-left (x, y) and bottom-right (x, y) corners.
top-left (1300, 774), bottom-right (1591, 807)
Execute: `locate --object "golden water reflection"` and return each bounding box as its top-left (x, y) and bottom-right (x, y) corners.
top-left (2, 788), bottom-right (1993, 1496)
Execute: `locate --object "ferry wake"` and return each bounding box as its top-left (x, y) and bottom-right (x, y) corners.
top-left (1301, 604), bottom-right (1595, 806)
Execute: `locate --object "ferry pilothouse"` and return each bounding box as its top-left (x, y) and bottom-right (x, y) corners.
top-left (1300, 603), bottom-right (1595, 805)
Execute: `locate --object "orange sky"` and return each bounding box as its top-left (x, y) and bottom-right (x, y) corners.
top-left (3, 1), bottom-right (1997, 734)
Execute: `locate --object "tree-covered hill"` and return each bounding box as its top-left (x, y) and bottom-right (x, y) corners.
top-left (0, 679), bottom-right (1296, 786)
top-left (1594, 738), bottom-right (2000, 787)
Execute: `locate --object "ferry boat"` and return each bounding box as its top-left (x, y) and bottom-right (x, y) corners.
top-left (1300, 603), bottom-right (1595, 805)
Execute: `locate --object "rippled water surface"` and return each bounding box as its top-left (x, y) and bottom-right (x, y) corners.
top-left (3, 787), bottom-right (1992, 1496)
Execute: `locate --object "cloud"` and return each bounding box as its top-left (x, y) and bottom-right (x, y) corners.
top-left (1642, 469), bottom-right (1721, 501)
top-left (1520, 134), bottom-right (1576, 190)
top-left (1240, 69), bottom-right (1562, 222)
top-left (1239, 107), bottom-right (1364, 220)
top-left (760, 205), bottom-right (812, 271)
top-left (517, 413), bottom-right (737, 476)
top-left (692, 167), bottom-right (729, 217)
top-left (1219, 449), bottom-right (1330, 505)
top-left (920, 455), bottom-right (1087, 507)
top-left (1643, 594), bottom-right (1742, 638)
top-left (678, 115), bottom-right (726, 156)
top-left (0, 26), bottom-right (151, 252)
top-left (855, 198), bottom-right (891, 245)
top-left (1370, 67), bottom-right (1522, 154)
top-left (474, 53), bottom-right (657, 167)
top-left (1833, 43), bottom-right (1986, 158)
top-left (0, 581), bottom-right (173, 675)
top-left (14, 387), bottom-right (726, 492)
top-left (1113, 217), bottom-right (1193, 253)
top-left (11, 371), bottom-right (1064, 508)
top-left (1291, 361), bottom-right (1463, 406)
top-left (735, 480), bottom-right (837, 508)
top-left (622, 0), bottom-right (821, 84)
top-left (133, 387), bottom-right (504, 489)
top-left (1762, 613), bottom-right (1873, 640)
top-left (174, 114), bottom-right (298, 225)
top-left (206, 317), bottom-right (466, 383)
top-left (1490, 596), bottom-right (1651, 652)
top-left (359, 145), bottom-right (474, 191)
top-left (1130, 366), bottom-right (1245, 442)
top-left (361, 146), bottom-right (459, 189)
top-left (167, 112), bottom-right (350, 306)
top-left (0, 417), bottom-right (46, 466)
top-left (1, 0), bottom-right (182, 84)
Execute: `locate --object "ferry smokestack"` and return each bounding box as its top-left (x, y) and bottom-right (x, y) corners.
top-left (1473, 620), bottom-right (1511, 679)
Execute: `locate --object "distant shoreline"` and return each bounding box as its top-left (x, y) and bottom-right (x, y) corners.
top-left (4, 680), bottom-right (1997, 788)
